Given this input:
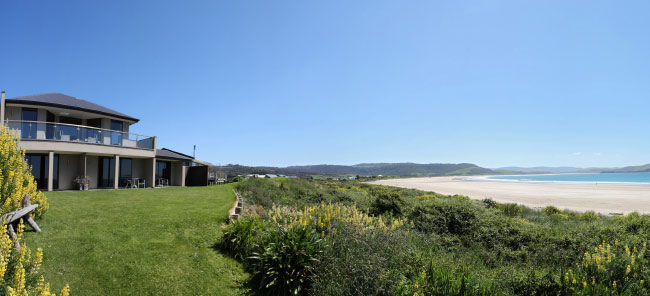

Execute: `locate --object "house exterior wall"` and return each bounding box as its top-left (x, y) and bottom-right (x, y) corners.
top-left (58, 154), bottom-right (80, 190)
top-left (85, 155), bottom-right (99, 189)
top-left (171, 161), bottom-right (182, 186)
top-left (144, 158), bottom-right (155, 188)
top-left (18, 141), bottom-right (155, 158)
top-left (5, 107), bottom-right (20, 121)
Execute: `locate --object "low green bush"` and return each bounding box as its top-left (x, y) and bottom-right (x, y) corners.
top-left (249, 226), bottom-right (323, 296)
top-left (542, 206), bottom-right (561, 216)
top-left (311, 224), bottom-right (419, 296)
top-left (500, 203), bottom-right (523, 217)
top-left (370, 191), bottom-right (405, 217)
top-left (409, 198), bottom-right (481, 235)
top-left (218, 216), bottom-right (271, 261)
top-left (482, 198), bottom-right (497, 209)
top-left (579, 211), bottom-right (601, 222)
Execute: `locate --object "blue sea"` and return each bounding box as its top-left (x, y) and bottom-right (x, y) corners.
top-left (487, 172), bottom-right (650, 184)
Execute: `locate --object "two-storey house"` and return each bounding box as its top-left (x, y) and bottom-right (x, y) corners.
top-left (1, 91), bottom-right (193, 191)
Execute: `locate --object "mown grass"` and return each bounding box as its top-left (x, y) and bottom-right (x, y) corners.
top-left (23, 185), bottom-right (249, 296)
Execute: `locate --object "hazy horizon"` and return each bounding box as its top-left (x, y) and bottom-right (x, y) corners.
top-left (214, 161), bottom-right (629, 170)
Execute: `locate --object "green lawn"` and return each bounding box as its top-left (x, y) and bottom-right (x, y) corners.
top-left (22, 185), bottom-right (249, 296)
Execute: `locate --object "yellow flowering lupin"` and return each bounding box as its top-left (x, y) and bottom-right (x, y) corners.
top-left (0, 126), bottom-right (49, 217)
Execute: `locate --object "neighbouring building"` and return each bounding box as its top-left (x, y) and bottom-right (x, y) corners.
top-left (0, 91), bottom-right (203, 191)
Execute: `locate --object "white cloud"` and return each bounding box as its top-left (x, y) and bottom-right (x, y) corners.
top-left (593, 152), bottom-right (602, 156)
top-left (572, 152), bottom-right (582, 156)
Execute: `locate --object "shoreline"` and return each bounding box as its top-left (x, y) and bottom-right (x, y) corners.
top-left (368, 176), bottom-right (650, 215)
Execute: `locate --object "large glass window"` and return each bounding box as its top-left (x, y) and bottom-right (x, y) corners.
top-left (24, 154), bottom-right (58, 190)
top-left (46, 111), bottom-right (55, 140)
top-left (59, 117), bottom-right (82, 141)
top-left (85, 118), bottom-right (102, 144)
top-left (119, 158), bottom-right (132, 187)
top-left (98, 157), bottom-right (115, 188)
top-left (110, 120), bottom-right (123, 145)
top-left (156, 161), bottom-right (171, 186)
top-left (21, 108), bottom-right (38, 139)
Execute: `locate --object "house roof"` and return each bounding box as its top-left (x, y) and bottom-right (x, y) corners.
top-left (6, 93), bottom-right (139, 122)
top-left (192, 159), bottom-right (214, 166)
top-left (156, 148), bottom-right (194, 161)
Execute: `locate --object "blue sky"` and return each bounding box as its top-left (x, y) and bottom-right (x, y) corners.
top-left (2, 1), bottom-right (650, 168)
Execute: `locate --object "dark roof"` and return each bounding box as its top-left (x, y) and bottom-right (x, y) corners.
top-left (156, 148), bottom-right (194, 161)
top-left (6, 93), bottom-right (139, 122)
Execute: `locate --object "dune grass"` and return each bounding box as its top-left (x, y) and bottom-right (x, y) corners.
top-left (22, 185), bottom-right (249, 296)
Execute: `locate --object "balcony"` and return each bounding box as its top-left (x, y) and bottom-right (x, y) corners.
top-left (5, 120), bottom-right (155, 150)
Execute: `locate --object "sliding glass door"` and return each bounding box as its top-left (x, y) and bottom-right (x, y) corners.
top-left (119, 158), bottom-right (132, 187)
top-left (110, 120), bottom-right (123, 145)
top-left (21, 108), bottom-right (38, 139)
top-left (24, 154), bottom-right (59, 190)
top-left (155, 161), bottom-right (171, 186)
top-left (98, 157), bottom-right (115, 188)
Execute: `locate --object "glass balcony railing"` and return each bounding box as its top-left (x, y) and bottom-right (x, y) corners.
top-left (5, 120), bottom-right (155, 150)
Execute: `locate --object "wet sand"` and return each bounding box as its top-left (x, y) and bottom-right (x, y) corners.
top-left (369, 176), bottom-right (650, 214)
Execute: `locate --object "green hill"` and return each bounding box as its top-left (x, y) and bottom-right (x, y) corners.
top-left (215, 162), bottom-right (506, 177)
top-left (602, 163), bottom-right (650, 173)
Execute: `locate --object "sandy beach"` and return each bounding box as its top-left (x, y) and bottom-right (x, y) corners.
top-left (369, 176), bottom-right (650, 214)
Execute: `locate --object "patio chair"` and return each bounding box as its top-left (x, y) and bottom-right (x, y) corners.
top-left (123, 178), bottom-right (135, 189)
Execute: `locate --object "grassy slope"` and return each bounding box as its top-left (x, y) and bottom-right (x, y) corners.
top-left (23, 185), bottom-right (249, 296)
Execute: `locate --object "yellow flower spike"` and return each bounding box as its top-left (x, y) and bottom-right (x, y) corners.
top-left (60, 284), bottom-right (71, 296)
top-left (613, 281), bottom-right (617, 288)
top-left (13, 263), bottom-right (25, 294)
top-left (34, 248), bottom-right (43, 271)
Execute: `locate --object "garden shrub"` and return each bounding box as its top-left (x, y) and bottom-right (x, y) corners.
top-left (370, 191), bottom-right (405, 217)
top-left (218, 216), bottom-right (271, 261)
top-left (409, 199), bottom-right (481, 235)
top-left (417, 262), bottom-right (497, 296)
top-left (311, 224), bottom-right (418, 296)
top-left (0, 126), bottom-right (49, 218)
top-left (482, 198), bottom-right (497, 209)
top-left (562, 240), bottom-right (650, 295)
top-left (499, 203), bottom-right (523, 217)
top-left (579, 211), bottom-right (600, 222)
top-left (249, 225), bottom-right (323, 296)
top-left (612, 212), bottom-right (650, 234)
top-left (542, 206), bottom-right (561, 216)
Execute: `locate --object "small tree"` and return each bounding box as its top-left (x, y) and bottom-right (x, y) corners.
top-left (0, 126), bottom-right (49, 217)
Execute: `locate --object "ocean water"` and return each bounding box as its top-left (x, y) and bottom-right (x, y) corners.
top-left (487, 172), bottom-right (650, 184)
